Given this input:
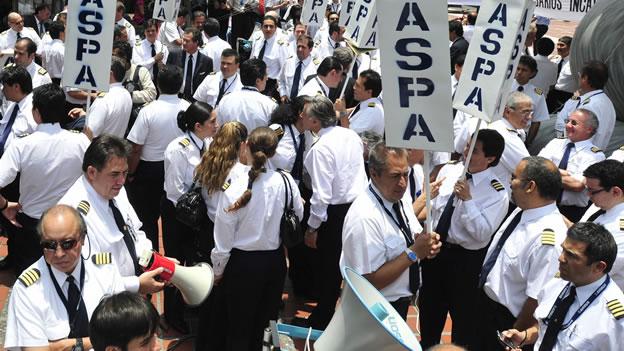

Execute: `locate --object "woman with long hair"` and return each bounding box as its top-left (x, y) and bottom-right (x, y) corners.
top-left (161, 101), bottom-right (218, 333)
top-left (212, 127), bottom-right (304, 350)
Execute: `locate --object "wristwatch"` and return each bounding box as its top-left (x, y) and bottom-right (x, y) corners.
top-left (72, 338), bottom-right (84, 351)
top-left (404, 248), bottom-right (418, 263)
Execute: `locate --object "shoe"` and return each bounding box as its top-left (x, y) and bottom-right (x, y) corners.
top-left (0, 256), bottom-right (13, 271)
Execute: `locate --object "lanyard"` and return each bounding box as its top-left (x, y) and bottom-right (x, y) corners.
top-left (314, 77), bottom-right (327, 96)
top-left (576, 91), bottom-right (604, 108)
top-left (287, 124), bottom-right (299, 150)
top-left (368, 184), bottom-right (414, 246)
top-left (242, 86), bottom-right (258, 92)
top-left (545, 275), bottom-right (610, 329)
top-left (187, 132), bottom-right (202, 152)
top-left (47, 260), bottom-right (86, 328)
top-left (221, 73), bottom-right (238, 95)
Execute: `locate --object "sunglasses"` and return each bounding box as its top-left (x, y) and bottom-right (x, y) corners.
top-left (40, 239), bottom-right (78, 251)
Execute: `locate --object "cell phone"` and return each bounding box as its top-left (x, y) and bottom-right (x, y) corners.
top-left (497, 330), bottom-right (517, 349)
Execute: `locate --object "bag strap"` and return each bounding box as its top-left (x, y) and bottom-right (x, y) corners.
top-left (277, 170), bottom-right (294, 211)
top-left (133, 65), bottom-right (143, 84)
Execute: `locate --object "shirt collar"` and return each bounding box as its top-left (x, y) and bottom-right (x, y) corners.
top-left (50, 259), bottom-right (82, 289)
top-left (158, 94), bottom-right (180, 102)
top-left (369, 182), bottom-right (394, 209)
top-left (580, 89), bottom-right (604, 99)
top-left (224, 72), bottom-right (238, 84)
top-left (520, 203), bottom-right (558, 223)
top-left (189, 131), bottom-right (204, 150)
top-left (301, 55), bottom-right (312, 66)
top-left (565, 138), bottom-right (593, 151)
top-left (605, 202), bottom-right (624, 217)
top-left (15, 92), bottom-right (32, 110)
top-left (502, 117), bottom-right (522, 133)
top-left (317, 77), bottom-right (329, 96)
top-left (81, 175), bottom-right (109, 209)
top-left (36, 122), bottom-right (62, 133)
top-left (470, 167), bottom-right (492, 187)
top-left (574, 274), bottom-right (608, 304)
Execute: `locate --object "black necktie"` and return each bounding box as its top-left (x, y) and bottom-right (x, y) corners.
top-left (39, 23), bottom-right (45, 36)
top-left (290, 61), bottom-right (303, 100)
top-left (258, 40), bottom-right (267, 60)
top-left (184, 54), bottom-right (194, 100)
top-left (479, 210), bottom-right (524, 288)
top-left (151, 44), bottom-right (159, 82)
top-left (587, 209), bottom-right (606, 222)
top-left (0, 104), bottom-right (20, 155)
top-left (352, 58), bottom-right (359, 79)
top-left (435, 173), bottom-right (472, 241)
top-left (517, 85), bottom-right (524, 92)
top-left (538, 286), bottom-right (576, 351)
top-left (334, 41), bottom-right (340, 49)
top-left (109, 200), bottom-right (141, 276)
top-left (392, 203), bottom-right (419, 293)
top-left (558, 59), bottom-right (564, 75)
top-left (291, 133), bottom-right (305, 181)
top-left (452, 83), bottom-right (458, 119)
top-left (558, 143), bottom-right (575, 170)
top-left (217, 78), bottom-right (227, 105)
top-left (409, 168), bottom-right (417, 200)
top-left (16, 32), bottom-right (21, 39)
top-left (66, 275), bottom-right (89, 338)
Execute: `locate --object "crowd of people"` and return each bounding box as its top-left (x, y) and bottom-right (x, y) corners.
top-left (0, 1), bottom-right (623, 351)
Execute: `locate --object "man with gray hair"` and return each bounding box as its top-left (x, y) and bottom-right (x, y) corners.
top-left (489, 92), bottom-right (533, 193)
top-left (341, 142), bottom-right (441, 320)
top-left (538, 108), bottom-right (605, 221)
top-left (301, 95), bottom-right (368, 329)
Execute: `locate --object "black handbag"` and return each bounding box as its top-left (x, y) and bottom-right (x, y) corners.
top-left (175, 180), bottom-right (208, 229)
top-left (277, 170), bottom-right (302, 248)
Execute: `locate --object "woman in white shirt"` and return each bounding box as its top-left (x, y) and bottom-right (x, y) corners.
top-left (161, 101), bottom-right (218, 333)
top-left (212, 127), bottom-right (304, 350)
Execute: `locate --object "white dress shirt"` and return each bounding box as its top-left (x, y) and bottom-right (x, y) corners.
top-left (489, 118), bottom-right (530, 192)
top-left (251, 33), bottom-right (290, 79)
top-left (200, 35), bottom-right (231, 69)
top-left (193, 71), bottom-right (243, 107)
top-left (86, 82), bottom-right (133, 138)
top-left (532, 54), bottom-right (558, 95)
top-left (510, 80), bottom-right (549, 122)
top-left (164, 133), bottom-right (204, 204)
top-left (278, 55), bottom-right (319, 98)
top-left (43, 39), bottom-right (64, 79)
top-left (298, 76), bottom-right (330, 98)
top-left (24, 61), bottom-right (52, 88)
top-left (217, 87), bottom-right (277, 132)
top-left (158, 21), bottom-right (183, 51)
top-left (348, 97), bottom-right (384, 135)
top-left (131, 39), bottom-right (169, 79)
top-left (0, 94), bottom-right (36, 152)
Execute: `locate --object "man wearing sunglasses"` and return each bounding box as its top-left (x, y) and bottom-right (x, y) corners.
top-left (4, 205), bottom-right (164, 351)
top-left (579, 159), bottom-right (624, 292)
top-left (538, 109), bottom-right (605, 222)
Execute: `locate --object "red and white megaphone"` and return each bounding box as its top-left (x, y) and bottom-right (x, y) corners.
top-left (139, 251), bottom-right (214, 306)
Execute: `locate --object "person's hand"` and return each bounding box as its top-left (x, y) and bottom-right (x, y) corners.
top-left (214, 274), bottom-right (223, 286)
top-left (411, 231), bottom-right (441, 259)
top-left (501, 329), bottom-right (526, 350)
top-left (154, 52), bottom-right (164, 62)
top-left (334, 98), bottom-right (346, 113)
top-left (426, 232), bottom-right (442, 259)
top-left (304, 228), bottom-right (318, 249)
top-left (138, 267), bottom-right (166, 294)
top-left (429, 176), bottom-right (445, 199)
top-left (68, 107), bottom-right (86, 120)
top-left (2, 202), bottom-right (22, 228)
top-left (454, 179), bottom-right (471, 201)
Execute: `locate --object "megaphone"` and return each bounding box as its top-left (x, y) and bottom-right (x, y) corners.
top-left (314, 267), bottom-right (422, 351)
top-left (139, 251), bottom-right (214, 306)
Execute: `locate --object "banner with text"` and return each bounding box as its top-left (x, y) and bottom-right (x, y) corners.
top-left (448, 0), bottom-right (601, 21)
top-left (339, 0), bottom-right (357, 27)
top-left (301, 0), bottom-right (328, 26)
top-left (346, 0), bottom-right (377, 48)
top-left (379, 0), bottom-right (453, 151)
top-left (63, 0), bottom-right (115, 91)
top-left (152, 0), bottom-right (181, 21)
top-left (453, 0), bottom-right (532, 122)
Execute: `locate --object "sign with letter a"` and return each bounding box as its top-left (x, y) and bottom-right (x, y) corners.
top-left (378, 0), bottom-right (453, 151)
top-left (346, 0), bottom-right (377, 49)
top-left (153, 0), bottom-right (182, 21)
top-left (453, 0), bottom-right (533, 122)
top-left (301, 0), bottom-right (328, 26)
top-left (63, 0), bottom-right (115, 91)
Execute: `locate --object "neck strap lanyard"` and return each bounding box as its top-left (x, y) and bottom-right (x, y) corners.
top-left (314, 77), bottom-right (327, 96)
top-left (545, 275), bottom-right (610, 329)
top-left (47, 260), bottom-right (86, 330)
top-left (221, 73), bottom-right (238, 94)
top-left (242, 86), bottom-right (258, 92)
top-left (368, 184), bottom-right (414, 246)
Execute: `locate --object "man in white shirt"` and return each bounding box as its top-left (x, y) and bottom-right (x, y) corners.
top-left (313, 22), bottom-right (345, 61)
top-left (301, 96), bottom-right (368, 329)
top-left (250, 15), bottom-right (290, 99)
top-left (0, 66), bottom-right (36, 155)
top-left (298, 56), bottom-right (343, 98)
top-left (158, 7), bottom-right (188, 51)
top-left (115, 2), bottom-right (136, 45)
top-left (199, 18), bottom-right (231, 70)
top-left (531, 37), bottom-right (558, 98)
top-left (547, 36), bottom-right (574, 113)
top-left (0, 12), bottom-right (41, 62)
top-left (13, 38), bottom-right (51, 89)
top-left (68, 57), bottom-right (132, 138)
top-left (341, 142), bottom-right (441, 320)
top-left (193, 48), bottom-right (242, 107)
top-left (279, 35), bottom-right (319, 103)
top-left (510, 55), bottom-right (548, 146)
top-left (132, 20), bottom-right (168, 83)
top-left (555, 60), bottom-right (616, 150)
top-left (43, 21), bottom-right (64, 85)
top-left (336, 69), bottom-right (384, 135)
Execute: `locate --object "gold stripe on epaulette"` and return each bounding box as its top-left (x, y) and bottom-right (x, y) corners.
top-left (179, 138), bottom-right (191, 148)
top-left (491, 179), bottom-right (504, 192)
top-left (607, 299), bottom-right (624, 320)
top-left (221, 179), bottom-right (231, 191)
top-left (18, 268), bottom-right (41, 287)
top-left (92, 252), bottom-right (112, 265)
top-left (620, 218), bottom-right (624, 231)
top-left (77, 200), bottom-right (90, 215)
top-left (541, 229), bottom-right (556, 246)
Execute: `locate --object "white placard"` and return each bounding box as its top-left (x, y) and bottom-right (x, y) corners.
top-left (152, 0), bottom-right (181, 21)
top-left (339, 0), bottom-right (357, 27)
top-left (301, 0), bottom-right (328, 25)
top-left (448, 0), bottom-right (602, 21)
top-left (346, 0), bottom-right (377, 49)
top-left (63, 0), bottom-right (116, 92)
top-left (453, 0), bottom-right (532, 122)
top-left (378, 0), bottom-right (453, 151)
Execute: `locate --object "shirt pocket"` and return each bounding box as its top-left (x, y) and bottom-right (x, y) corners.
top-left (384, 235), bottom-right (406, 261)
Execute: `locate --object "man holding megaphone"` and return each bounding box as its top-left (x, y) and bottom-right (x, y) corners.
top-left (341, 142), bottom-right (442, 319)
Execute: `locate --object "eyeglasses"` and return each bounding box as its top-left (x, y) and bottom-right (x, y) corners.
top-left (564, 119), bottom-right (582, 126)
top-left (585, 187), bottom-right (607, 196)
top-left (40, 239), bottom-right (78, 251)
top-left (510, 107), bottom-right (533, 116)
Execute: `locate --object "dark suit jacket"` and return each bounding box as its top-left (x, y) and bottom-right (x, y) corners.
top-left (23, 15), bottom-right (47, 37)
top-left (450, 36), bottom-right (469, 74)
top-left (166, 49), bottom-right (213, 99)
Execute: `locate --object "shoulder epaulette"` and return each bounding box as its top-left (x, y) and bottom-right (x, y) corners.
top-left (17, 132), bottom-right (30, 138)
top-left (277, 39), bottom-right (285, 45)
top-left (491, 179), bottom-right (504, 192)
top-left (124, 22), bottom-right (132, 28)
top-left (447, 160), bottom-right (459, 164)
top-left (0, 29), bottom-right (8, 35)
top-left (77, 200), bottom-right (90, 215)
top-left (619, 218), bottom-right (624, 231)
top-left (288, 55), bottom-right (293, 59)
top-left (4, 62), bottom-right (15, 68)
top-left (135, 41), bottom-right (142, 47)
top-left (18, 268), bottom-right (41, 287)
top-left (179, 138), bottom-right (191, 148)
top-left (69, 129), bottom-right (81, 133)
top-left (97, 91), bottom-right (106, 98)
top-left (209, 71), bottom-right (217, 75)
top-left (607, 299), bottom-right (624, 320)
top-left (368, 102), bottom-right (376, 107)
top-left (570, 95), bottom-right (580, 101)
top-left (582, 98), bottom-right (591, 105)
top-left (38, 67), bottom-right (47, 75)
top-left (221, 179), bottom-right (231, 191)
top-left (313, 58), bottom-right (320, 65)
top-left (534, 87), bottom-right (543, 95)
top-left (92, 252), bottom-right (112, 265)
top-left (591, 146), bottom-right (602, 153)
top-left (269, 124), bottom-right (284, 140)
top-left (271, 97), bottom-right (277, 103)
top-left (619, 145), bottom-right (624, 151)
top-left (541, 228), bottom-right (556, 246)
top-left (554, 271), bottom-right (561, 278)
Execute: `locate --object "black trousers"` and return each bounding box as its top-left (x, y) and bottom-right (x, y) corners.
top-left (127, 160), bottom-right (164, 251)
top-left (419, 242), bottom-right (487, 350)
top-left (222, 248), bottom-right (286, 351)
top-left (476, 289), bottom-right (517, 351)
top-left (308, 202), bottom-right (352, 330)
top-left (263, 78), bottom-right (280, 101)
top-left (3, 212), bottom-right (42, 275)
top-left (390, 296), bottom-right (411, 321)
top-left (230, 11), bottom-right (257, 47)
